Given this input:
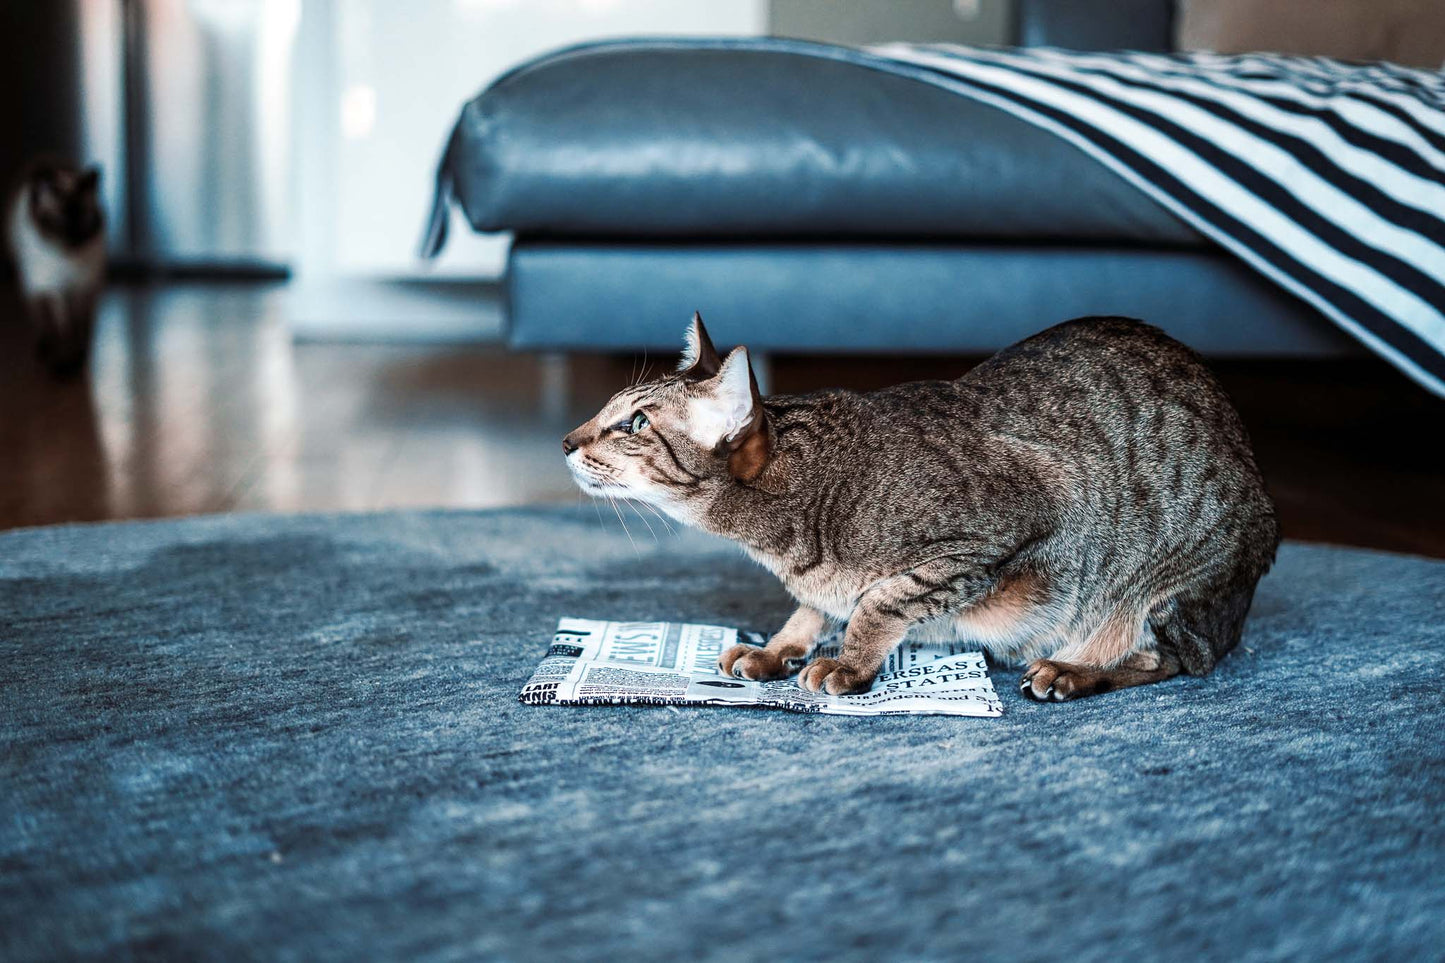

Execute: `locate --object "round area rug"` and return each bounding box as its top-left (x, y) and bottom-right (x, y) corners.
top-left (2, 507), bottom-right (1442, 961)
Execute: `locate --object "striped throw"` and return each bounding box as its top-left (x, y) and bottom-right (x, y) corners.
top-left (870, 44), bottom-right (1445, 397)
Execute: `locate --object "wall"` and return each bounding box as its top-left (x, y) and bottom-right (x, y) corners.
top-left (0, 3), bottom-right (85, 191)
top-left (290, 0), bottom-right (767, 340)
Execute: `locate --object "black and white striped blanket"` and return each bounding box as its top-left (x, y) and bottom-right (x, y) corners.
top-left (869, 44), bottom-right (1445, 397)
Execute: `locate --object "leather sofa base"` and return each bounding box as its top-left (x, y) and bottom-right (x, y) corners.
top-left (506, 240), bottom-right (1356, 356)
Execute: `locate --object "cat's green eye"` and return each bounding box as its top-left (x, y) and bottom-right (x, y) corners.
top-left (610, 411), bottom-right (649, 435)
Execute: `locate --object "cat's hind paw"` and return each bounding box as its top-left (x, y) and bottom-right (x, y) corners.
top-left (1021, 659), bottom-right (1110, 702)
top-left (797, 658), bottom-right (875, 696)
top-left (717, 644), bottom-right (799, 681)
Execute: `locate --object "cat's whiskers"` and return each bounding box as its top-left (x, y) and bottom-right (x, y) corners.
top-left (625, 500), bottom-right (660, 542)
top-left (606, 494), bottom-right (640, 553)
top-left (636, 498), bottom-right (676, 535)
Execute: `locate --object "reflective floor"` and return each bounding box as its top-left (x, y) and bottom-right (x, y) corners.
top-left (1, 282), bottom-right (611, 526)
top-left (3, 281), bottom-right (1443, 557)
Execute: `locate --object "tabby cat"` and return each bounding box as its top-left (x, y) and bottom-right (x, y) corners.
top-left (564, 314), bottom-right (1279, 701)
top-left (5, 161), bottom-right (106, 375)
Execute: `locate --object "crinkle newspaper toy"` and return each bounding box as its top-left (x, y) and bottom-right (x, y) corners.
top-left (521, 618), bottom-right (1003, 718)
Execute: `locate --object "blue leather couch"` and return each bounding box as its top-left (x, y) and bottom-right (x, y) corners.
top-left (423, 0), bottom-right (1356, 357)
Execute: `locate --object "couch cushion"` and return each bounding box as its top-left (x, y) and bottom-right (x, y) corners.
top-left (505, 240), bottom-right (1353, 355)
top-left (440, 38), bottom-right (1203, 245)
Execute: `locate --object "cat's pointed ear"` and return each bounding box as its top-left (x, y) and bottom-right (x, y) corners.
top-left (78, 167), bottom-right (100, 192)
top-left (678, 311), bottom-right (722, 380)
top-left (690, 345), bottom-right (770, 481)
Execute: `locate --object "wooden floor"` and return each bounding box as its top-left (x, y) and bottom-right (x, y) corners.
top-left (3, 281), bottom-right (1443, 557)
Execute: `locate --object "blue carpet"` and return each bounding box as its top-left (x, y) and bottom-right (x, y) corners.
top-left (2, 508), bottom-right (1442, 961)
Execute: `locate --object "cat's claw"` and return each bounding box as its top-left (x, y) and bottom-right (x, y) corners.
top-left (796, 657), bottom-right (874, 696)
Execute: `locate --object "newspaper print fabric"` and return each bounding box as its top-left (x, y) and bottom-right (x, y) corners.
top-left (520, 618), bottom-right (1004, 718)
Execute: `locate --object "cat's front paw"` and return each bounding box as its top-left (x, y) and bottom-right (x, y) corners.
top-left (797, 658), bottom-right (875, 695)
top-left (717, 644), bottom-right (799, 681)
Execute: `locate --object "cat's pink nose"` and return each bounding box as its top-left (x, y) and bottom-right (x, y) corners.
top-left (562, 431), bottom-right (582, 455)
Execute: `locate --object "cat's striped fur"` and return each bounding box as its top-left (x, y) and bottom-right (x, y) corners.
top-left (564, 314), bottom-right (1279, 701)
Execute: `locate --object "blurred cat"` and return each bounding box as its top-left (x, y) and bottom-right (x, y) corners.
top-left (564, 313), bottom-right (1279, 702)
top-left (5, 161), bottom-right (106, 376)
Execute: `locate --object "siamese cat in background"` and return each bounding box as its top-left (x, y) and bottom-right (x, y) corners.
top-left (5, 160), bottom-right (106, 376)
